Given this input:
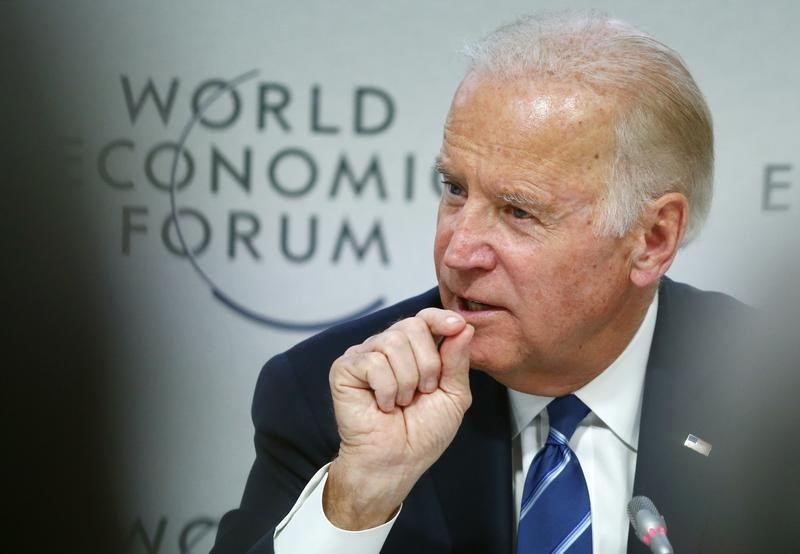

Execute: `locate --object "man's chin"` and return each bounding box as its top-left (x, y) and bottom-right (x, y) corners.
top-left (466, 346), bottom-right (513, 376)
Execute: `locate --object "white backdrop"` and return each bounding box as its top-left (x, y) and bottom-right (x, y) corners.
top-left (7, 1), bottom-right (798, 552)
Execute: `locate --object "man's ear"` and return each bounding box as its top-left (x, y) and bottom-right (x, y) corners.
top-left (629, 192), bottom-right (689, 288)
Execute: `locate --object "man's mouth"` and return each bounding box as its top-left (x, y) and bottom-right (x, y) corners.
top-left (458, 297), bottom-right (499, 312)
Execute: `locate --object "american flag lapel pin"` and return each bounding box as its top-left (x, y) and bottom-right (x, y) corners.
top-left (683, 434), bottom-right (712, 456)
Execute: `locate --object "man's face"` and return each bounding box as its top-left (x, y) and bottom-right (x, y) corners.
top-left (434, 73), bottom-right (643, 393)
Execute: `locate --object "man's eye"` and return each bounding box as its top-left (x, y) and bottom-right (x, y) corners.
top-left (510, 206), bottom-right (532, 219)
top-left (445, 182), bottom-right (465, 196)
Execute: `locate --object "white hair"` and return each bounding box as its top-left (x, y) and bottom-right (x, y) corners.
top-left (463, 11), bottom-right (714, 244)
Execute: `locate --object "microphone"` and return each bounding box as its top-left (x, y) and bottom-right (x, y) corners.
top-left (627, 496), bottom-right (674, 554)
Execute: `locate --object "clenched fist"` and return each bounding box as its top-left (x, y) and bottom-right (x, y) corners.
top-left (323, 308), bottom-right (474, 530)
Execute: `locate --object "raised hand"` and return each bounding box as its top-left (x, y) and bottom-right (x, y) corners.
top-left (324, 308), bottom-right (474, 530)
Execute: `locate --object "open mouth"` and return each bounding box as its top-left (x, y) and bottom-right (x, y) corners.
top-left (458, 297), bottom-right (500, 312)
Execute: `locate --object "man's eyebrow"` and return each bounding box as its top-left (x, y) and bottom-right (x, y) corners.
top-left (434, 157), bottom-right (455, 179)
top-left (496, 189), bottom-right (554, 215)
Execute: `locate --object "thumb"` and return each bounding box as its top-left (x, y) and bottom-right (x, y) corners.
top-left (438, 324), bottom-right (474, 397)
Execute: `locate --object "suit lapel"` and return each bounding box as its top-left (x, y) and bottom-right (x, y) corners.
top-left (628, 280), bottom-right (720, 553)
top-left (429, 370), bottom-right (514, 554)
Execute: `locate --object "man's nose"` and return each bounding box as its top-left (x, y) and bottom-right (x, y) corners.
top-left (440, 209), bottom-right (497, 271)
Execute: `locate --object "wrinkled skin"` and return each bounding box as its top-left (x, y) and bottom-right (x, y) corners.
top-left (435, 72), bottom-right (653, 395)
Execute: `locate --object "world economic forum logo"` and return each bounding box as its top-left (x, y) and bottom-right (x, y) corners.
top-left (102, 69), bottom-right (442, 331)
top-left (166, 70), bottom-right (386, 331)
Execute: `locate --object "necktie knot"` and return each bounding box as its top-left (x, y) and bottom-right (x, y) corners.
top-left (547, 395), bottom-right (590, 443)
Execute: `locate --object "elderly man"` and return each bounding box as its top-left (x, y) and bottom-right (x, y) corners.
top-left (212, 12), bottom-right (763, 554)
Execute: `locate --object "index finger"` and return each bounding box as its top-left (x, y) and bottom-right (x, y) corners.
top-left (414, 307), bottom-right (466, 339)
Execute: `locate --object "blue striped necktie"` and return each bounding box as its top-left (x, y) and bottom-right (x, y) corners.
top-left (516, 395), bottom-right (592, 554)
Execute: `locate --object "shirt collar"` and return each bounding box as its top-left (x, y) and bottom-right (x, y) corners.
top-left (508, 291), bottom-right (658, 450)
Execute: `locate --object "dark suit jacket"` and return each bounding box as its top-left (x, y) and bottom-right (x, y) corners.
top-left (212, 278), bottom-right (788, 553)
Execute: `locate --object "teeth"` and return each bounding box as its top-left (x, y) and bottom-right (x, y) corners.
top-left (464, 300), bottom-right (490, 311)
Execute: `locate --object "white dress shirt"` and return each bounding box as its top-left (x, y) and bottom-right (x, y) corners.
top-left (510, 291), bottom-right (658, 552)
top-left (275, 293), bottom-right (658, 553)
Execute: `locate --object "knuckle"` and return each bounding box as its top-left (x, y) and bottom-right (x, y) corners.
top-left (395, 318), bottom-right (429, 344)
top-left (365, 352), bottom-right (392, 374)
top-left (382, 329), bottom-right (407, 350)
top-left (361, 334), bottom-right (380, 348)
top-left (330, 354), bottom-right (347, 375)
top-left (343, 343), bottom-right (361, 356)
top-left (418, 356), bottom-right (442, 377)
top-left (329, 356), bottom-right (351, 389)
top-left (408, 316), bottom-right (430, 335)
